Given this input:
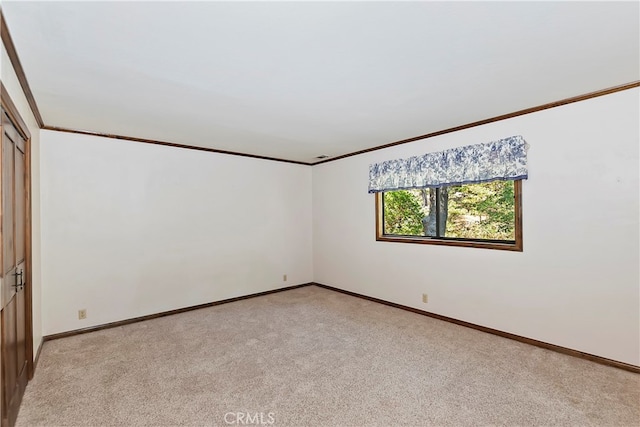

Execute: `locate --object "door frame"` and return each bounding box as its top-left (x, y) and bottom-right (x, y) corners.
top-left (0, 82), bottom-right (33, 381)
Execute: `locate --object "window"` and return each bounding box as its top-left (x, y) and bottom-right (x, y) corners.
top-left (369, 135), bottom-right (528, 250)
top-left (376, 180), bottom-right (522, 251)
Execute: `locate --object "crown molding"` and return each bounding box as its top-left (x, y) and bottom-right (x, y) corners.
top-left (313, 81), bottom-right (640, 165)
top-left (42, 125), bottom-right (312, 165)
top-left (1, 10), bottom-right (44, 128)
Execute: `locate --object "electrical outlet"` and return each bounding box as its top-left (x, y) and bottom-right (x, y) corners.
top-left (422, 294), bottom-right (428, 304)
top-left (283, 274), bottom-right (287, 282)
top-left (78, 309), bottom-right (87, 320)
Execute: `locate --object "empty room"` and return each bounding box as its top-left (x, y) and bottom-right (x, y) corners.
top-left (0, 1), bottom-right (638, 426)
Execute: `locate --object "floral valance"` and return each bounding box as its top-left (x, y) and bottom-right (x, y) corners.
top-left (368, 135), bottom-right (528, 193)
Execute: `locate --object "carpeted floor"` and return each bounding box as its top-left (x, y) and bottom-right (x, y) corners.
top-left (17, 285), bottom-right (640, 426)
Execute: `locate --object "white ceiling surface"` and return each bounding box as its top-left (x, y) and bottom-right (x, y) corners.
top-left (3, 1), bottom-right (639, 163)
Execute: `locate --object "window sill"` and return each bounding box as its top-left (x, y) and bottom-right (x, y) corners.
top-left (376, 235), bottom-right (523, 251)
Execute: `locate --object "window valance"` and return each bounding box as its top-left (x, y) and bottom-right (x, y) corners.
top-left (368, 135), bottom-right (528, 193)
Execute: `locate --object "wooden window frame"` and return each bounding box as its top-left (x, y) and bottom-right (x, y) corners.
top-left (375, 179), bottom-right (523, 251)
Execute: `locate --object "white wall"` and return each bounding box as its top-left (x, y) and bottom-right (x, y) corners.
top-left (313, 88), bottom-right (640, 366)
top-left (1, 44), bottom-right (43, 360)
top-left (40, 131), bottom-right (313, 335)
top-left (25, 67), bottom-right (640, 367)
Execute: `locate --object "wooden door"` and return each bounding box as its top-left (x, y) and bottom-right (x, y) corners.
top-left (0, 107), bottom-right (28, 427)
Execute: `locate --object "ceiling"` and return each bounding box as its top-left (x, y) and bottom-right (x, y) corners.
top-left (2, 1), bottom-right (639, 164)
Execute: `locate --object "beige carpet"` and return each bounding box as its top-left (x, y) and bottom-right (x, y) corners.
top-left (17, 285), bottom-right (639, 426)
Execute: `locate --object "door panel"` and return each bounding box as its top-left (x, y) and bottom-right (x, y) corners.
top-left (15, 146), bottom-right (24, 266)
top-left (1, 108), bottom-right (28, 427)
top-left (2, 134), bottom-right (14, 277)
top-left (15, 286), bottom-right (26, 393)
top-left (14, 144), bottom-right (26, 380)
top-left (1, 303), bottom-right (16, 408)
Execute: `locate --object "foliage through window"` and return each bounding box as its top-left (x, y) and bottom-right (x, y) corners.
top-left (377, 180), bottom-right (522, 251)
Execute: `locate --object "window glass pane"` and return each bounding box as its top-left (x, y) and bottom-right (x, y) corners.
top-left (445, 181), bottom-right (515, 241)
top-left (382, 181), bottom-right (516, 241)
top-left (382, 189), bottom-right (425, 236)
